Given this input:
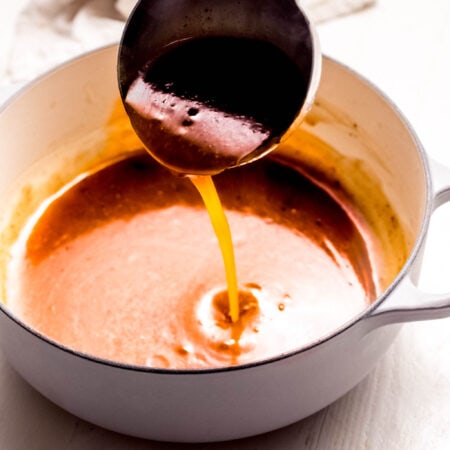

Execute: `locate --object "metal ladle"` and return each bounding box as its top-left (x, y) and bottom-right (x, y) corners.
top-left (118, 0), bottom-right (321, 175)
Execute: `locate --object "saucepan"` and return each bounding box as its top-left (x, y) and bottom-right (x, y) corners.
top-left (0, 45), bottom-right (449, 443)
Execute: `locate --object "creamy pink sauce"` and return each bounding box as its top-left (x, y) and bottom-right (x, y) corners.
top-left (7, 154), bottom-right (376, 369)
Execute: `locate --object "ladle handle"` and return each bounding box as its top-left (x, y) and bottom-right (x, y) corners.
top-left (365, 158), bottom-right (450, 330)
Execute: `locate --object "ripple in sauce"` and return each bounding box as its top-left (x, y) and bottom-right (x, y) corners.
top-left (8, 153), bottom-right (377, 369)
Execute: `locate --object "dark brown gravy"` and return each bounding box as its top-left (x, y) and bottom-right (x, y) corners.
top-left (9, 152), bottom-right (377, 369)
top-left (124, 36), bottom-right (307, 174)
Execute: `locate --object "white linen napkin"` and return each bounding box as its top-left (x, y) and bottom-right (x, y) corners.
top-left (0, 0), bottom-right (375, 85)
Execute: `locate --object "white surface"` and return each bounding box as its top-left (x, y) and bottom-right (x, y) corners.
top-left (0, 0), bottom-right (449, 448)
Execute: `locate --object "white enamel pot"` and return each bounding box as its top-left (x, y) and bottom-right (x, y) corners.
top-left (0, 45), bottom-right (449, 443)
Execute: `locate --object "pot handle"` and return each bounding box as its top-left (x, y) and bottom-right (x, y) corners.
top-left (365, 158), bottom-right (450, 329)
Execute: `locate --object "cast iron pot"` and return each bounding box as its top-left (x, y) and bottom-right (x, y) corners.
top-left (0, 45), bottom-right (449, 443)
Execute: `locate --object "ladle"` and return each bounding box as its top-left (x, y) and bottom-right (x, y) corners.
top-left (118, 0), bottom-right (321, 174)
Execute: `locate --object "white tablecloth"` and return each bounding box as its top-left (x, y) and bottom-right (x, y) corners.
top-left (0, 0), bottom-right (449, 448)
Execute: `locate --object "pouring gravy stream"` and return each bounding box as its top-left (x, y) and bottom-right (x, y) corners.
top-left (123, 35), bottom-right (309, 325)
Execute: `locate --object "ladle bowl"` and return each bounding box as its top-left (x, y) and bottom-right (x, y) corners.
top-left (117, 0), bottom-right (321, 174)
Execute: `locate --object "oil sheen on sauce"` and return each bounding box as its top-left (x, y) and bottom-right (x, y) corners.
top-left (8, 153), bottom-right (377, 369)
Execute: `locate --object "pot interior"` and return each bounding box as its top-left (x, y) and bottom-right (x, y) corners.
top-left (0, 47), bottom-right (428, 368)
top-left (276, 57), bottom-right (429, 292)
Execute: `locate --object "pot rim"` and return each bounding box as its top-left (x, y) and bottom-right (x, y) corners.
top-left (0, 44), bottom-right (433, 375)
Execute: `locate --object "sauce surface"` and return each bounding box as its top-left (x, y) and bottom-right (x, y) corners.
top-left (8, 153), bottom-right (377, 369)
top-left (124, 37), bottom-right (307, 174)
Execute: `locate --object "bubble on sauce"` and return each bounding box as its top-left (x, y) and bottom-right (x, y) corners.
top-left (146, 354), bottom-right (170, 368)
top-left (244, 282), bottom-right (262, 291)
top-left (218, 338), bottom-right (237, 351)
top-left (188, 107), bottom-right (199, 117)
top-left (182, 118), bottom-right (194, 127)
top-left (175, 343), bottom-right (194, 356)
